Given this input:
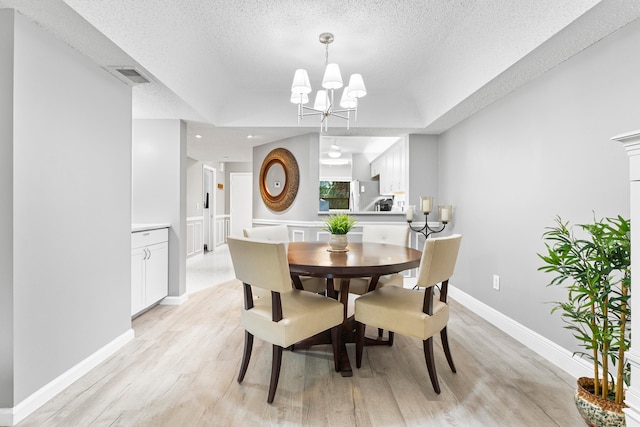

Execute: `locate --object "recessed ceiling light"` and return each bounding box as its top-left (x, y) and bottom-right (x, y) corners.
top-left (247, 135), bottom-right (254, 139)
top-left (195, 134), bottom-right (202, 139)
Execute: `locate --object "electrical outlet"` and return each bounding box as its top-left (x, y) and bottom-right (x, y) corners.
top-left (493, 274), bottom-right (500, 291)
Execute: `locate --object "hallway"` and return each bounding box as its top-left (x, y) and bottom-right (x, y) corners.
top-left (186, 245), bottom-right (235, 295)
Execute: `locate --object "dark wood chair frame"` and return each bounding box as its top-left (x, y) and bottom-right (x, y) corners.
top-left (355, 279), bottom-right (456, 394)
top-left (237, 283), bottom-right (341, 403)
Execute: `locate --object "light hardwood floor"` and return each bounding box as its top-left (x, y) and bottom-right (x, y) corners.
top-left (18, 249), bottom-right (585, 426)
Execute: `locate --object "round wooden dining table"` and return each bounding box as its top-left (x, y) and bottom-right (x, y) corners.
top-left (287, 241), bottom-right (422, 376)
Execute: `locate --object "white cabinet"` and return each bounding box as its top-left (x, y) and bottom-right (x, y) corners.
top-left (131, 227), bottom-right (168, 316)
top-left (371, 156), bottom-right (382, 178)
top-left (374, 139), bottom-right (408, 195)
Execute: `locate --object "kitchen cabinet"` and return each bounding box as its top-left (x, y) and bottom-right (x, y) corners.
top-left (131, 227), bottom-right (168, 316)
top-left (370, 156), bottom-right (382, 178)
top-left (372, 139), bottom-right (407, 195)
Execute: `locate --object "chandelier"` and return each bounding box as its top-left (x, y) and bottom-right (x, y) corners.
top-left (290, 32), bottom-right (367, 132)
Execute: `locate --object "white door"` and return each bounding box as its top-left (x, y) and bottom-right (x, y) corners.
top-left (230, 173), bottom-right (253, 237)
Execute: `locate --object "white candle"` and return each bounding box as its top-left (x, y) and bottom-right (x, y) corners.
top-left (406, 206), bottom-right (414, 221)
top-left (440, 207), bottom-right (450, 222)
top-left (421, 198), bottom-right (432, 213)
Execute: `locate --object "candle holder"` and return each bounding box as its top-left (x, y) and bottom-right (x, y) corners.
top-left (406, 211), bottom-right (447, 239)
top-left (405, 201), bottom-right (451, 239)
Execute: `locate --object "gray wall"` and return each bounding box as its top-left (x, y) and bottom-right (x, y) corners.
top-left (407, 135), bottom-right (439, 212)
top-left (252, 133), bottom-right (431, 226)
top-left (0, 9), bottom-right (15, 407)
top-left (438, 18), bottom-right (639, 352)
top-left (253, 134), bottom-right (320, 221)
top-left (6, 10), bottom-right (132, 405)
top-left (132, 119), bottom-right (187, 298)
top-left (352, 153), bottom-right (373, 182)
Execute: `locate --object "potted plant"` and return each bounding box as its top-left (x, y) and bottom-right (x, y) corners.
top-left (538, 215), bottom-right (630, 427)
top-left (323, 213), bottom-right (357, 252)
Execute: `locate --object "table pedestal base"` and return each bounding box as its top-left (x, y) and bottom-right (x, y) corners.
top-left (292, 317), bottom-right (392, 377)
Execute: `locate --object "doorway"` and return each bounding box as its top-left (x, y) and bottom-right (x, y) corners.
top-left (230, 173), bottom-right (253, 237)
top-left (202, 165), bottom-right (216, 251)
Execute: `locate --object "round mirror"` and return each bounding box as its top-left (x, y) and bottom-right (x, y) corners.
top-left (259, 148), bottom-right (299, 212)
top-left (265, 162), bottom-right (286, 197)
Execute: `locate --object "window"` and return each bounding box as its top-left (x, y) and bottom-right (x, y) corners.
top-left (319, 181), bottom-right (350, 210)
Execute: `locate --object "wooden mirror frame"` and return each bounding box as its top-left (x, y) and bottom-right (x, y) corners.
top-left (259, 148), bottom-right (299, 212)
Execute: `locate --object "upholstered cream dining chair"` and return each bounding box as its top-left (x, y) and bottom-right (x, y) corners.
top-left (354, 233), bottom-right (462, 394)
top-left (243, 225), bottom-right (326, 294)
top-left (345, 224), bottom-right (411, 295)
top-left (227, 236), bottom-right (343, 403)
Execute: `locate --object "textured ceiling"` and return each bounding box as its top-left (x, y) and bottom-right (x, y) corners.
top-left (3, 0), bottom-right (640, 162)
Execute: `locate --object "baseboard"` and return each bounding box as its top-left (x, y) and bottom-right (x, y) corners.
top-left (448, 285), bottom-right (591, 380)
top-left (0, 328), bottom-right (134, 426)
top-left (160, 293), bottom-right (188, 306)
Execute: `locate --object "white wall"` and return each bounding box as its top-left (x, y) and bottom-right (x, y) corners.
top-left (5, 10), bottom-right (133, 407)
top-left (186, 157), bottom-right (203, 218)
top-left (439, 17), bottom-right (640, 352)
top-left (132, 119), bottom-right (187, 297)
top-left (319, 162), bottom-right (352, 181)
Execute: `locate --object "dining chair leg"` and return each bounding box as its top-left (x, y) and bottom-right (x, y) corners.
top-left (237, 330), bottom-right (254, 383)
top-left (388, 331), bottom-right (394, 346)
top-left (378, 328), bottom-right (384, 338)
top-left (331, 325), bottom-right (341, 372)
top-left (423, 337), bottom-right (441, 394)
top-left (268, 345), bottom-right (283, 403)
top-left (355, 321), bottom-right (365, 368)
top-left (440, 327), bottom-right (457, 373)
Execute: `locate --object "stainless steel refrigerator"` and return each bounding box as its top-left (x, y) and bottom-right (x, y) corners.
top-left (350, 180), bottom-right (381, 212)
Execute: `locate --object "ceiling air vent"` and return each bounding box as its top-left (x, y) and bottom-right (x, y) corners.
top-left (106, 66), bottom-right (152, 85)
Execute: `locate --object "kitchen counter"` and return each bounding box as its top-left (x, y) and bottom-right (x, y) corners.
top-left (317, 211), bottom-right (406, 216)
top-left (131, 223), bottom-right (171, 233)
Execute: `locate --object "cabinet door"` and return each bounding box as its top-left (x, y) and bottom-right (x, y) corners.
top-left (371, 157), bottom-right (381, 178)
top-left (131, 247), bottom-right (146, 316)
top-left (145, 241), bottom-right (169, 305)
top-left (385, 150), bottom-right (394, 193)
top-left (393, 143), bottom-right (403, 192)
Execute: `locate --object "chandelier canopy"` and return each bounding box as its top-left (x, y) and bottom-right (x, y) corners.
top-left (290, 32), bottom-right (367, 131)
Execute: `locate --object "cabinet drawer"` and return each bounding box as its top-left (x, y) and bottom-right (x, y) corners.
top-left (132, 227), bottom-right (168, 249)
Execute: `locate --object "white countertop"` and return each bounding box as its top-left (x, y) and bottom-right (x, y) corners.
top-left (131, 223), bottom-right (171, 233)
top-left (317, 211), bottom-right (406, 215)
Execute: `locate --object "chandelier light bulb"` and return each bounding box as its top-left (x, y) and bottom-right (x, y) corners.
top-left (328, 150), bottom-right (341, 158)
